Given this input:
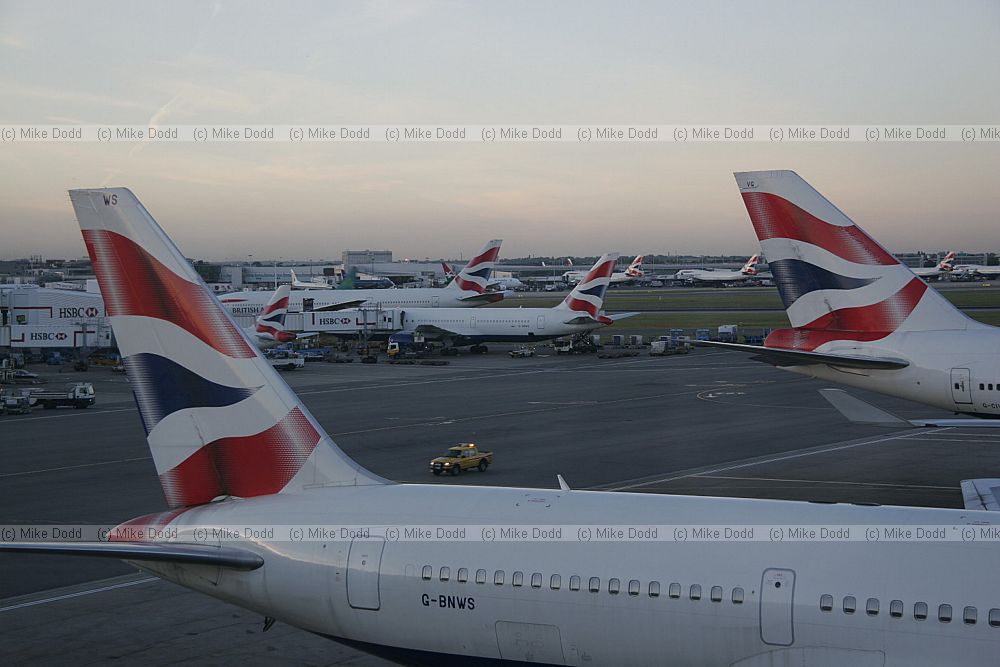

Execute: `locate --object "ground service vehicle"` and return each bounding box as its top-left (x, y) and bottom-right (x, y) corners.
top-left (29, 382), bottom-right (95, 409)
top-left (1, 389), bottom-right (33, 415)
top-left (509, 346), bottom-right (535, 358)
top-left (429, 443), bottom-right (493, 475)
top-left (265, 349), bottom-right (305, 371)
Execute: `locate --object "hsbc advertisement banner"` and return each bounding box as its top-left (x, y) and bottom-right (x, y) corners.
top-left (9, 325), bottom-right (111, 348)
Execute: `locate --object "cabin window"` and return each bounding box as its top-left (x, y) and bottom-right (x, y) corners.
top-left (939, 604), bottom-right (953, 623)
top-left (980, 383), bottom-right (986, 390)
top-left (890, 600), bottom-right (903, 618)
top-left (843, 596), bottom-right (857, 614)
top-left (914, 602), bottom-right (928, 620)
top-left (710, 586), bottom-right (723, 602)
top-left (589, 577), bottom-right (601, 593)
top-left (439, 567), bottom-right (450, 581)
top-left (531, 573), bottom-right (542, 589)
top-left (732, 587), bottom-right (744, 604)
top-left (669, 583), bottom-right (681, 599)
top-left (608, 578), bottom-right (621, 595)
top-left (964, 606), bottom-right (978, 625)
top-left (866, 598), bottom-right (879, 616)
top-left (421, 565), bottom-right (432, 580)
top-left (628, 580), bottom-right (641, 596)
top-left (512, 571), bottom-right (523, 587)
top-left (457, 568), bottom-right (468, 583)
top-left (569, 575), bottom-right (581, 591)
top-left (820, 594), bottom-right (833, 611)
top-left (550, 574), bottom-right (561, 590)
top-left (475, 569), bottom-right (487, 584)
top-left (494, 570), bottom-right (505, 586)
top-left (989, 609), bottom-right (1000, 627)
top-left (690, 584), bottom-right (702, 600)
top-left (649, 581), bottom-right (661, 598)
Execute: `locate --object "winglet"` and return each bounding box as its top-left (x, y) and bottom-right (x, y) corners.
top-left (557, 474), bottom-right (571, 491)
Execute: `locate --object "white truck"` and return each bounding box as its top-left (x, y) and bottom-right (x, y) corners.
top-left (266, 349), bottom-right (305, 371)
top-left (29, 382), bottom-right (96, 409)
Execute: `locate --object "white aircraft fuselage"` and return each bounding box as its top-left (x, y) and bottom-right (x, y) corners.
top-left (402, 307), bottom-right (611, 344)
top-left (781, 328), bottom-right (1000, 417)
top-left (219, 288), bottom-right (500, 317)
top-left (133, 484), bottom-right (1000, 666)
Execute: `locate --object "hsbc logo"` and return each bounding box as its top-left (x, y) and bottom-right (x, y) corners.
top-left (30, 332), bottom-right (69, 341)
top-left (58, 306), bottom-right (101, 319)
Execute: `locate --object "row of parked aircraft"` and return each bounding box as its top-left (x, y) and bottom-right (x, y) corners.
top-left (4, 174), bottom-right (1000, 666)
top-left (245, 253), bottom-right (637, 353)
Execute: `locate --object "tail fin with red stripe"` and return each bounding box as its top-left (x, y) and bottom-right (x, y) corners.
top-left (555, 253), bottom-right (619, 322)
top-left (444, 240), bottom-right (502, 294)
top-left (70, 188), bottom-right (385, 509)
top-left (735, 171), bottom-right (980, 353)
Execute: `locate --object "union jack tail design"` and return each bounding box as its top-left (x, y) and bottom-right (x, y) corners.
top-left (254, 284), bottom-right (297, 343)
top-left (735, 171), bottom-right (978, 353)
top-left (441, 262), bottom-right (456, 279)
top-left (937, 251), bottom-right (956, 272)
top-left (70, 188), bottom-right (385, 509)
top-left (741, 254), bottom-right (760, 276)
top-left (445, 239), bottom-right (502, 293)
top-left (555, 253), bottom-right (619, 322)
top-left (625, 255), bottom-right (644, 278)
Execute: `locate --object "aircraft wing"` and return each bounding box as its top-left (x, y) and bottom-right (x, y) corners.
top-left (961, 479), bottom-right (1000, 511)
top-left (693, 340), bottom-right (909, 370)
top-left (313, 300), bottom-right (369, 312)
top-left (457, 292), bottom-right (505, 304)
top-left (561, 312), bottom-right (638, 326)
top-left (0, 542), bottom-right (264, 570)
top-left (819, 388), bottom-right (1000, 429)
top-left (413, 324), bottom-right (456, 337)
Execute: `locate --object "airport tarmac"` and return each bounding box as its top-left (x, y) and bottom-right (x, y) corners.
top-left (3, 348), bottom-right (999, 665)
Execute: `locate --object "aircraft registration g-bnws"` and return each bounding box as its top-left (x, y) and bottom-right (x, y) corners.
top-left (218, 239), bottom-right (506, 316)
top-left (697, 171), bottom-right (1000, 427)
top-left (4, 187), bottom-right (1000, 666)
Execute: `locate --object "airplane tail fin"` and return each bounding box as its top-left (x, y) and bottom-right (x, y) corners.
top-left (734, 171), bottom-right (979, 352)
top-left (441, 261), bottom-right (456, 279)
top-left (70, 188), bottom-right (385, 509)
top-left (554, 253), bottom-right (619, 321)
top-left (337, 267), bottom-right (357, 290)
top-left (938, 251), bottom-right (956, 271)
top-left (444, 239), bottom-right (502, 293)
top-left (255, 284), bottom-right (296, 343)
top-left (741, 254), bottom-right (760, 276)
top-left (625, 255), bottom-right (644, 277)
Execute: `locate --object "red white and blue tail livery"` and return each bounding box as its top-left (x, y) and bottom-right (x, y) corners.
top-left (556, 253), bottom-right (619, 323)
top-left (445, 239), bottom-right (502, 294)
top-left (697, 171), bottom-right (1000, 423)
top-left (70, 188), bottom-right (385, 508)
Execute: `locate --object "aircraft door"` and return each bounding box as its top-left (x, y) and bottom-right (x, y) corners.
top-left (760, 568), bottom-right (795, 646)
top-left (951, 368), bottom-right (972, 404)
top-left (431, 295), bottom-right (440, 308)
top-left (537, 315), bottom-right (545, 330)
top-left (347, 537), bottom-right (385, 610)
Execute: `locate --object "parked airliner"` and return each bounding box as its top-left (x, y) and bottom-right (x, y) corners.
top-left (564, 255), bottom-right (644, 285)
top-left (289, 269), bottom-right (333, 289)
top-left (401, 253), bottom-right (635, 353)
top-left (697, 170), bottom-right (1000, 425)
top-left (4, 187), bottom-right (1000, 667)
top-left (673, 255), bottom-right (761, 284)
top-left (219, 240), bottom-right (505, 316)
top-left (912, 252), bottom-right (955, 279)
